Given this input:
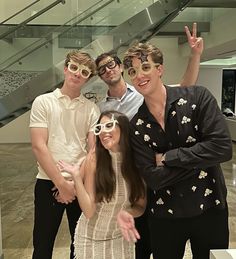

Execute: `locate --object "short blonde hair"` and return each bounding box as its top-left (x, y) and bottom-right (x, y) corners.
top-left (123, 42), bottom-right (163, 69)
top-left (64, 50), bottom-right (97, 77)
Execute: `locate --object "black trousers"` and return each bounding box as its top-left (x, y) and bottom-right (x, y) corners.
top-left (148, 207), bottom-right (229, 259)
top-left (32, 179), bottom-right (81, 259)
top-left (135, 209), bottom-right (152, 259)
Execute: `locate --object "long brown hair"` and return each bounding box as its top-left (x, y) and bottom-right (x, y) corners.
top-left (95, 111), bottom-right (145, 205)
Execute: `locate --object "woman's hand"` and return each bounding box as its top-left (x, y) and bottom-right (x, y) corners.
top-left (57, 160), bottom-right (80, 178)
top-left (117, 210), bottom-right (140, 242)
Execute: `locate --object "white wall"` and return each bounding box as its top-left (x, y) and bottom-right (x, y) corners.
top-left (196, 66), bottom-right (223, 107)
top-left (0, 112), bottom-right (30, 143)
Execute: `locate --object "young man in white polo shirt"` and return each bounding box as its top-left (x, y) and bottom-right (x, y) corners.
top-left (30, 50), bottom-right (100, 259)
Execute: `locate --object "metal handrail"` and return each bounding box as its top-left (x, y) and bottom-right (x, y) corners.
top-left (0, 0), bottom-right (40, 25)
top-left (0, 0), bottom-right (66, 40)
top-left (0, 0), bottom-right (115, 72)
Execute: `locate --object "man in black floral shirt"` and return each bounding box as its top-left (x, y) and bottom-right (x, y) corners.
top-left (120, 42), bottom-right (232, 259)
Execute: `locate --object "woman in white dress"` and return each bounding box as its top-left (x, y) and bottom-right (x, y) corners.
top-left (57, 110), bottom-right (146, 259)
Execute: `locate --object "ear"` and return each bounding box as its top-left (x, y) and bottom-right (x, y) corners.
top-left (63, 66), bottom-right (68, 76)
top-left (119, 63), bottom-right (124, 73)
top-left (157, 64), bottom-right (164, 76)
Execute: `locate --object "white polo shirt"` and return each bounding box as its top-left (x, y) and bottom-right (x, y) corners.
top-left (30, 88), bottom-right (100, 180)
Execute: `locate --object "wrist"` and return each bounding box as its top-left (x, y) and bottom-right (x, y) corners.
top-left (161, 153), bottom-right (166, 165)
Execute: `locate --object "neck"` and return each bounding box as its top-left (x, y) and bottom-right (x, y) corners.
top-left (107, 78), bottom-right (127, 98)
top-left (145, 83), bottom-right (166, 112)
top-left (60, 84), bottom-right (81, 99)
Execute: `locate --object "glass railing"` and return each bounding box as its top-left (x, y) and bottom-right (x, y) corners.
top-left (0, 1), bottom-right (67, 42)
top-left (0, 0), bottom-right (155, 67)
top-left (0, 0), bottom-right (197, 124)
top-left (0, 0), bottom-right (40, 25)
top-left (0, 0), bottom-right (155, 96)
top-left (0, 0), bottom-right (195, 100)
top-left (0, 0), bottom-right (116, 72)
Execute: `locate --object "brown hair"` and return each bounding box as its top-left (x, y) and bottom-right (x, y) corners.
top-left (64, 50), bottom-right (97, 77)
top-left (95, 52), bottom-right (122, 67)
top-left (95, 110), bottom-right (145, 205)
top-left (123, 42), bottom-right (163, 69)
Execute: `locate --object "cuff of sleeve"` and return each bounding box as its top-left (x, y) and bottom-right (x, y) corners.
top-left (165, 149), bottom-right (179, 166)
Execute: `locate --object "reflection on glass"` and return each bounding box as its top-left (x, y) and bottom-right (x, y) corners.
top-left (222, 69), bottom-right (236, 114)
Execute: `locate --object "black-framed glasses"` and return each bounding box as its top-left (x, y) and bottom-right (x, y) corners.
top-left (67, 61), bottom-right (92, 79)
top-left (97, 58), bottom-right (117, 76)
top-left (93, 118), bottom-right (118, 135)
top-left (127, 62), bottom-right (160, 79)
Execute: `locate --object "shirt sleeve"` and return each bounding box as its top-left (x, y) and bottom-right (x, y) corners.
top-left (165, 86), bottom-right (232, 169)
top-left (29, 96), bottom-right (48, 128)
top-left (88, 103), bottom-right (100, 132)
top-left (130, 122), bottom-right (200, 191)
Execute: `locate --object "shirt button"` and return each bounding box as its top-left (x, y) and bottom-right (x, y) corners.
top-left (169, 142), bottom-right (173, 147)
top-left (179, 193), bottom-right (184, 197)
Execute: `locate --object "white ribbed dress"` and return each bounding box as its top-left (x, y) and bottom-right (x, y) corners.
top-left (74, 151), bottom-right (135, 259)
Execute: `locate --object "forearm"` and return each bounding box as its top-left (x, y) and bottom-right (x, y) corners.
top-left (180, 52), bottom-right (201, 86)
top-left (74, 176), bottom-right (96, 219)
top-left (32, 144), bottom-right (66, 187)
top-left (127, 204), bottom-right (145, 218)
top-left (139, 164), bottom-right (199, 191)
top-left (165, 138), bottom-right (232, 169)
top-left (87, 131), bottom-right (96, 151)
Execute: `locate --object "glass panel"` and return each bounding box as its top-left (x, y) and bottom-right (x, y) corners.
top-left (0, 0), bottom-right (157, 99)
top-left (0, 0), bottom-right (39, 24)
top-left (0, 0), bottom-right (114, 67)
top-left (222, 69), bottom-right (236, 114)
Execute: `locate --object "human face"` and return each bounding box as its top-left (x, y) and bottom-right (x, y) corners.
top-left (128, 56), bottom-right (162, 97)
top-left (95, 115), bottom-right (121, 152)
top-left (127, 61), bottom-right (160, 79)
top-left (97, 56), bottom-right (122, 85)
top-left (67, 60), bottom-right (92, 79)
top-left (64, 60), bottom-right (90, 90)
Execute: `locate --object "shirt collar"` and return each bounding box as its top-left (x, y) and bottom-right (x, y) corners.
top-left (138, 85), bottom-right (183, 120)
top-left (53, 88), bottom-right (85, 103)
top-left (105, 83), bottom-right (135, 101)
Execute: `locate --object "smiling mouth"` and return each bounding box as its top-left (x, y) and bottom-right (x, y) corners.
top-left (138, 80), bottom-right (149, 87)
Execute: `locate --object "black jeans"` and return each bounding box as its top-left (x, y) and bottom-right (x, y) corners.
top-left (32, 179), bottom-right (81, 259)
top-left (135, 209), bottom-right (152, 259)
top-left (149, 206), bottom-right (229, 259)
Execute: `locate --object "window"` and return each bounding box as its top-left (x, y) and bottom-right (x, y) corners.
top-left (222, 69), bottom-right (236, 113)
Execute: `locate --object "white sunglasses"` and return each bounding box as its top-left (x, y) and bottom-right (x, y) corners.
top-left (67, 61), bottom-right (92, 79)
top-left (93, 118), bottom-right (118, 135)
top-left (127, 62), bottom-right (160, 79)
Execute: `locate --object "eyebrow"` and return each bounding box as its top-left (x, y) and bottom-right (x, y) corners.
top-left (98, 58), bottom-right (114, 68)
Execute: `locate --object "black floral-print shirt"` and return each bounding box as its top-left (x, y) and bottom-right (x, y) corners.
top-left (130, 85), bottom-right (232, 218)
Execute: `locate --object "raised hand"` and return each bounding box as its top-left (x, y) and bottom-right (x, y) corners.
top-left (185, 22), bottom-right (204, 56)
top-left (117, 210), bottom-right (140, 242)
top-left (57, 160), bottom-right (80, 178)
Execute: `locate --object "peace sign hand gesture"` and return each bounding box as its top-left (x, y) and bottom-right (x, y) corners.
top-left (185, 22), bottom-right (204, 56)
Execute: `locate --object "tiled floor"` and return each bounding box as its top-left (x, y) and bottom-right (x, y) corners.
top-left (0, 143), bottom-right (236, 259)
